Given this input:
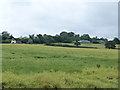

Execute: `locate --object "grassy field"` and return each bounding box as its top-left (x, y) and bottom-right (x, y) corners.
top-left (2, 44), bottom-right (118, 88)
top-left (52, 43), bottom-right (120, 49)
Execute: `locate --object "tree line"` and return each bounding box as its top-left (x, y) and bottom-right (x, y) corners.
top-left (1, 31), bottom-right (120, 48)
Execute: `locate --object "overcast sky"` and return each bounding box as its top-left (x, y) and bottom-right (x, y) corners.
top-left (0, 0), bottom-right (118, 39)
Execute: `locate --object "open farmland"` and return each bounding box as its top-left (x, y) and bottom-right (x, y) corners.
top-left (2, 44), bottom-right (118, 88)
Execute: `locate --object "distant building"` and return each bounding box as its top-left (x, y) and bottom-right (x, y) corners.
top-left (96, 40), bottom-right (105, 43)
top-left (11, 39), bottom-right (16, 44)
top-left (16, 41), bottom-right (22, 44)
top-left (79, 40), bottom-right (90, 43)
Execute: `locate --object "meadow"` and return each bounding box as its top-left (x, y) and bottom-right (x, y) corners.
top-left (2, 43), bottom-right (119, 88)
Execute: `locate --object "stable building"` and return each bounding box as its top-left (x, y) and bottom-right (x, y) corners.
top-left (96, 40), bottom-right (105, 43)
top-left (79, 40), bottom-right (91, 43)
top-left (11, 39), bottom-right (16, 44)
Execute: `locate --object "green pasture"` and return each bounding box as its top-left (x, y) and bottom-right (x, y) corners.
top-left (52, 42), bottom-right (120, 49)
top-left (2, 44), bottom-right (119, 88)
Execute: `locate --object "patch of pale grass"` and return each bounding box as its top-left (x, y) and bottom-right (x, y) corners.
top-left (2, 68), bottom-right (118, 88)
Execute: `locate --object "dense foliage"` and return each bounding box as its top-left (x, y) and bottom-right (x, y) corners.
top-left (1, 31), bottom-right (120, 49)
top-left (105, 41), bottom-right (116, 49)
top-left (1, 31), bottom-right (14, 43)
top-left (74, 40), bottom-right (81, 47)
top-left (1, 31), bottom-right (111, 44)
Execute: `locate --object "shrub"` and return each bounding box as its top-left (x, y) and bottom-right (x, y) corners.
top-left (74, 41), bottom-right (81, 47)
top-left (27, 38), bottom-right (33, 44)
top-left (105, 41), bottom-right (116, 49)
top-left (2, 40), bottom-right (11, 43)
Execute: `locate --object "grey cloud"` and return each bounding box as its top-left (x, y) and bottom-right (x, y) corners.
top-left (0, 1), bottom-right (118, 39)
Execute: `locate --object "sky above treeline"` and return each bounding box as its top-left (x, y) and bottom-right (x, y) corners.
top-left (0, 0), bottom-right (118, 40)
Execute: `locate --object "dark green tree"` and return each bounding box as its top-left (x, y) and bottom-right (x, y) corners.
top-left (74, 34), bottom-right (80, 41)
top-left (44, 35), bottom-right (55, 43)
top-left (2, 31), bottom-right (12, 43)
top-left (91, 37), bottom-right (99, 44)
top-left (27, 38), bottom-right (33, 44)
top-left (54, 34), bottom-right (62, 43)
top-left (34, 37), bottom-right (40, 44)
top-left (100, 37), bottom-right (108, 42)
top-left (80, 34), bottom-right (91, 41)
top-left (68, 32), bottom-right (75, 37)
top-left (113, 37), bottom-right (120, 44)
top-left (74, 40), bottom-right (81, 47)
top-left (9, 35), bottom-right (14, 39)
top-left (105, 41), bottom-right (116, 49)
top-left (60, 31), bottom-right (73, 43)
top-left (19, 37), bottom-right (29, 43)
top-left (29, 34), bottom-right (35, 40)
top-left (37, 34), bottom-right (44, 43)
top-left (2, 31), bottom-right (11, 40)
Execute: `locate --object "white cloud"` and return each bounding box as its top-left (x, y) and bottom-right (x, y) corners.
top-left (0, 1), bottom-right (118, 39)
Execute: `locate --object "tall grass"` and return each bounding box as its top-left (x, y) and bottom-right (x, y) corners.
top-left (2, 44), bottom-right (118, 88)
top-left (2, 68), bottom-right (118, 88)
top-left (2, 44), bottom-right (118, 74)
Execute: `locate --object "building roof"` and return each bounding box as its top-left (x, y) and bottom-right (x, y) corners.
top-left (79, 40), bottom-right (90, 43)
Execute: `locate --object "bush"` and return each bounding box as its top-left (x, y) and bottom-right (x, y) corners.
top-left (105, 41), bottom-right (116, 49)
top-left (74, 41), bottom-right (81, 47)
top-left (27, 38), bottom-right (33, 44)
top-left (2, 40), bottom-right (11, 43)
